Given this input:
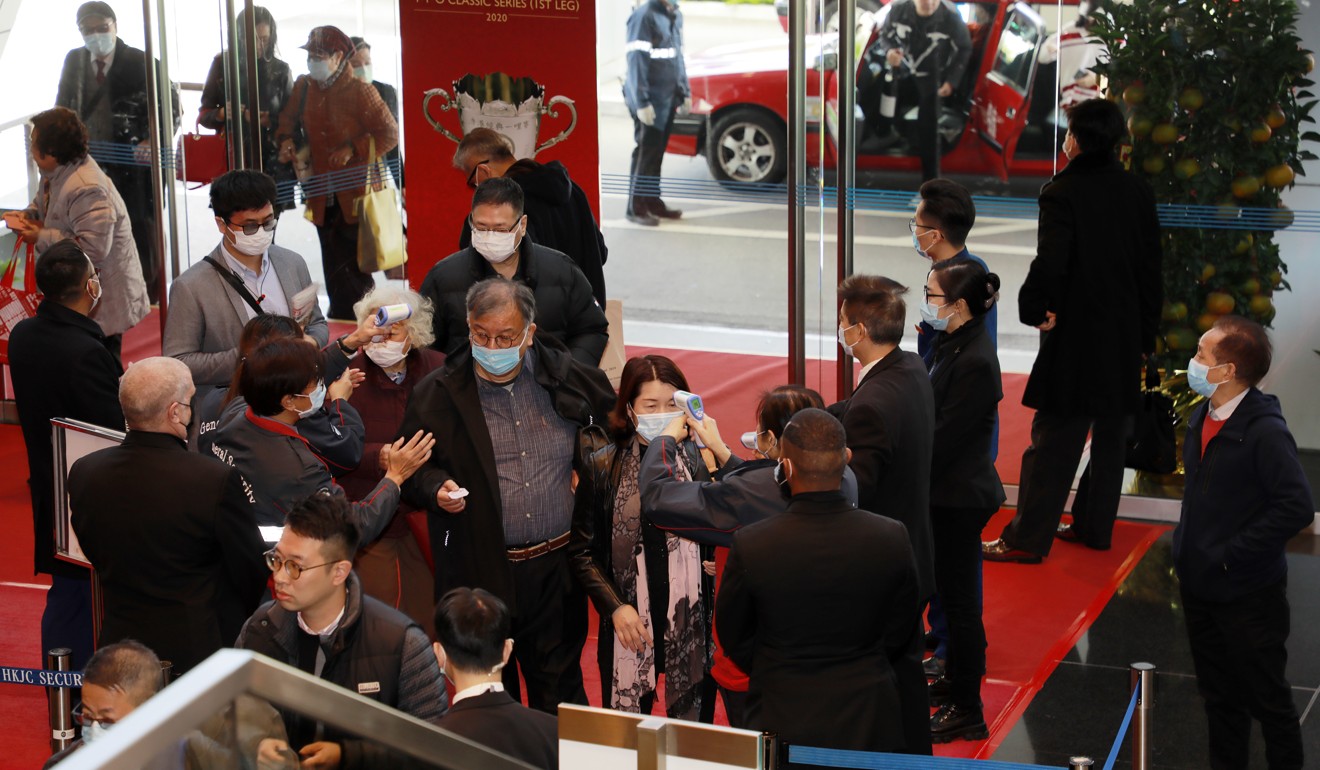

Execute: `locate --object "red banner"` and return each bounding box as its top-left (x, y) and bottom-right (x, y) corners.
top-left (399, 0), bottom-right (599, 282)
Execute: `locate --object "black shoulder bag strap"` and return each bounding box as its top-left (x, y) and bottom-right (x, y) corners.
top-left (203, 256), bottom-right (265, 316)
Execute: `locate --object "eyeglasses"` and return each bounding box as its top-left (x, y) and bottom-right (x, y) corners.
top-left (79, 21), bottom-right (113, 35)
top-left (467, 216), bottom-right (519, 235)
top-left (466, 160), bottom-right (491, 189)
top-left (923, 287), bottom-right (946, 301)
top-left (72, 703), bottom-right (114, 728)
top-left (469, 326), bottom-right (527, 350)
top-left (264, 550), bottom-right (337, 580)
top-left (290, 381), bottom-right (325, 401)
top-left (908, 218), bottom-right (939, 235)
top-left (227, 216), bottom-right (277, 236)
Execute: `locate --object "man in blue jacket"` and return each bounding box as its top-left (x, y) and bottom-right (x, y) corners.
top-left (1174, 315), bottom-right (1313, 770)
top-left (624, 0), bottom-right (689, 226)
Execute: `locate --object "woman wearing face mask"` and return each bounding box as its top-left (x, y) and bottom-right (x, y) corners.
top-left (199, 7), bottom-right (295, 205)
top-left (920, 257), bottom-right (1006, 743)
top-left (568, 355), bottom-right (716, 722)
top-left (195, 314), bottom-right (366, 477)
top-left (274, 25), bottom-right (398, 320)
top-left (208, 338), bottom-right (434, 546)
top-left (335, 286), bottom-right (446, 634)
top-left (9, 107), bottom-right (148, 367)
top-left (635, 385), bottom-right (858, 727)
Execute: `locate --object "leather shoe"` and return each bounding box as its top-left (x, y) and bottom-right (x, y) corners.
top-left (923, 656), bottom-right (946, 679)
top-left (625, 210), bottom-right (660, 227)
top-left (930, 703), bottom-right (989, 743)
top-left (1056, 524), bottom-right (1112, 551)
top-left (982, 539), bottom-right (1043, 564)
top-left (650, 202), bottom-right (683, 220)
top-left (928, 675), bottom-right (952, 706)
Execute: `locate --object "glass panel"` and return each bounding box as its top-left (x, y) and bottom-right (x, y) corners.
top-left (992, 5), bottom-right (1043, 93)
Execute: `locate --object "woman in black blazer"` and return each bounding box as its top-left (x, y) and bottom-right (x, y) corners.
top-left (922, 258), bottom-right (1007, 742)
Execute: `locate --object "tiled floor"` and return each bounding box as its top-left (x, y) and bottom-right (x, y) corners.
top-left (993, 532), bottom-right (1320, 769)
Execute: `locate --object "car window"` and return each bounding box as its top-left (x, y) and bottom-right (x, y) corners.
top-left (992, 3), bottom-right (1045, 93)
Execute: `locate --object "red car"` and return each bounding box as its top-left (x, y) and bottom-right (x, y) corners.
top-left (668, 0), bottom-right (1085, 184)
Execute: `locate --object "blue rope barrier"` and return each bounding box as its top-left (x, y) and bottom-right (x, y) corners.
top-left (1102, 686), bottom-right (1141, 770)
top-left (787, 746), bottom-right (1065, 769)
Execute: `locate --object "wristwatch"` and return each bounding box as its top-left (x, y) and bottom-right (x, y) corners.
top-left (335, 335), bottom-right (355, 357)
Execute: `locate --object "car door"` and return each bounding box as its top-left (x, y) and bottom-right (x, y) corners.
top-left (971, 2), bottom-right (1046, 177)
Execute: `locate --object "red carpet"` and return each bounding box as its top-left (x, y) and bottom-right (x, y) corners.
top-left (0, 318), bottom-right (1156, 766)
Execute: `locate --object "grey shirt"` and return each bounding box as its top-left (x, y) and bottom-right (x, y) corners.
top-left (475, 350), bottom-right (577, 545)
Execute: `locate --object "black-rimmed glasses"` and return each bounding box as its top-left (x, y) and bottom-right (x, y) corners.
top-left (469, 326), bottom-right (528, 350)
top-left (228, 217), bottom-right (277, 236)
top-left (908, 218), bottom-right (938, 235)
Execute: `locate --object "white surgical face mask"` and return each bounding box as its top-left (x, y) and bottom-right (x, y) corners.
top-left (228, 224), bottom-right (275, 257)
top-left (354, 65), bottom-right (372, 82)
top-left (471, 225), bottom-right (521, 264)
top-left (920, 301), bottom-right (951, 331)
top-left (308, 58), bottom-right (336, 84)
top-left (634, 410), bottom-right (683, 443)
top-left (838, 322), bottom-right (860, 356)
top-left (365, 339), bottom-right (408, 368)
top-left (293, 381), bottom-right (326, 418)
top-left (83, 32), bottom-right (115, 58)
top-left (83, 719), bottom-right (110, 744)
top-left (87, 274), bottom-right (102, 310)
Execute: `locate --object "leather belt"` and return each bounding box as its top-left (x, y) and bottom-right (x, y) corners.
top-left (506, 531), bottom-right (571, 563)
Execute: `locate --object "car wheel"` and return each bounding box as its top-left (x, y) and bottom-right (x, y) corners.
top-left (823, 0), bottom-right (883, 33)
top-left (706, 109), bottom-right (787, 185)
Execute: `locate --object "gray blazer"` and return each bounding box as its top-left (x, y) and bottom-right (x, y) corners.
top-left (27, 155), bottom-right (149, 337)
top-left (163, 243), bottom-right (329, 387)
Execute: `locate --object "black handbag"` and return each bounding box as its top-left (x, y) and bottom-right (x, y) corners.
top-left (1125, 362), bottom-right (1178, 474)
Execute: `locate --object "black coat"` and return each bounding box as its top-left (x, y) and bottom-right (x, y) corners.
top-left (56, 38), bottom-right (180, 146)
top-left (399, 335), bottom-right (616, 605)
top-left (9, 301), bottom-right (123, 578)
top-left (459, 160), bottom-right (608, 306)
top-left (419, 240), bottom-right (609, 367)
top-left (67, 431), bottom-right (268, 674)
top-left (830, 350), bottom-right (936, 600)
top-left (1173, 389), bottom-right (1315, 602)
top-left (1019, 151), bottom-right (1163, 417)
top-left (927, 317), bottom-right (1006, 510)
top-left (716, 491), bottom-right (929, 755)
top-left (437, 690), bottom-right (558, 769)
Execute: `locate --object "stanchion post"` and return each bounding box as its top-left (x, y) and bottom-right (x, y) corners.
top-left (1130, 662), bottom-right (1156, 770)
top-left (160, 660), bottom-right (174, 687)
top-left (1068, 758), bottom-right (1094, 769)
top-left (46, 647), bottom-right (76, 753)
top-left (760, 732), bottom-right (778, 770)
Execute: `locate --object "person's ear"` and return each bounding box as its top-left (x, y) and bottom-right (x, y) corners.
top-left (524, 323), bottom-right (537, 348)
top-left (432, 642), bottom-right (446, 671)
top-left (501, 638), bottom-right (514, 667)
top-left (1221, 361), bottom-right (1237, 383)
top-left (844, 447), bottom-right (853, 465)
top-left (330, 560), bottom-right (351, 586)
top-left (215, 216), bottom-right (230, 237)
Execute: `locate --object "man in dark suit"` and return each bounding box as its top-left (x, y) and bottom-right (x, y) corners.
top-left (67, 356), bottom-right (268, 675)
top-left (983, 98), bottom-right (1162, 563)
top-left (433, 587), bottom-right (558, 769)
top-left (716, 408), bottom-right (928, 759)
top-left (56, 1), bottom-right (180, 303)
top-left (9, 240), bottom-right (123, 671)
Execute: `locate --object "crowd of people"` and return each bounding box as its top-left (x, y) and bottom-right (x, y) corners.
top-left (3, 4), bottom-right (1315, 768)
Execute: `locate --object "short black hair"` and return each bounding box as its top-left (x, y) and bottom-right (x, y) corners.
top-left (285, 491), bottom-right (360, 561)
top-left (1212, 315), bottom-right (1272, 386)
top-left (756, 385), bottom-right (825, 439)
top-left (454, 128), bottom-right (516, 170)
top-left (238, 338), bottom-right (321, 416)
top-left (434, 587), bottom-right (510, 673)
top-left (76, 1), bottom-right (116, 24)
top-left (470, 176), bottom-right (524, 219)
top-left (838, 274), bottom-right (907, 345)
top-left (210, 169), bottom-right (278, 222)
top-left (1067, 98), bottom-right (1127, 155)
top-left (466, 278), bottom-right (535, 326)
top-left (225, 314), bottom-right (303, 405)
top-left (82, 640), bottom-right (163, 706)
top-left (35, 239), bottom-right (92, 303)
top-left (930, 257), bottom-right (1001, 318)
top-left (781, 408), bottom-right (848, 482)
top-left (30, 108), bottom-right (88, 165)
top-left (918, 178), bottom-right (976, 246)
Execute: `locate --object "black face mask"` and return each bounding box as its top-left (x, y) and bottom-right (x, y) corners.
top-left (774, 460), bottom-right (792, 500)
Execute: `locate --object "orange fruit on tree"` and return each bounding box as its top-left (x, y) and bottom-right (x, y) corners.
top-left (1268, 269), bottom-right (1283, 288)
top-left (1249, 123), bottom-right (1273, 143)
top-left (1128, 115), bottom-right (1153, 138)
top-left (1231, 175), bottom-right (1261, 200)
top-left (1205, 291), bottom-right (1236, 315)
top-left (1151, 123), bottom-right (1179, 144)
top-left (1264, 105), bottom-right (1286, 129)
top-left (1200, 263), bottom-right (1216, 282)
top-left (1232, 233), bottom-right (1254, 255)
top-left (1174, 158), bottom-right (1201, 179)
top-left (1264, 164), bottom-right (1295, 188)
top-left (1196, 312), bottom-right (1220, 333)
top-left (1239, 277), bottom-right (1261, 296)
top-left (1249, 295), bottom-right (1275, 322)
top-left (1123, 84), bottom-right (1147, 105)
top-left (1178, 87), bottom-right (1205, 111)
top-left (1142, 155), bottom-right (1166, 174)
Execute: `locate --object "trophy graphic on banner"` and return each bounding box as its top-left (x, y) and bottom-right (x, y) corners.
top-left (423, 73), bottom-right (578, 159)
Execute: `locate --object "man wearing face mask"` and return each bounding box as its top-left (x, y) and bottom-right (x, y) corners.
top-left (276, 25), bottom-right (398, 320)
top-left (983, 98), bottom-right (1162, 563)
top-left (399, 279), bottom-right (616, 714)
top-left (9, 240), bottom-right (123, 676)
top-left (67, 357), bottom-right (270, 676)
top-left (420, 177), bottom-right (608, 367)
top-left (911, 179), bottom-right (994, 364)
top-left (1173, 316), bottom-right (1313, 770)
top-left (165, 169), bottom-right (329, 392)
top-left (55, 1), bottom-right (181, 305)
top-left (41, 641), bottom-right (166, 768)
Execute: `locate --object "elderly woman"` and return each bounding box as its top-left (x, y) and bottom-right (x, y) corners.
top-left (337, 286), bottom-right (446, 633)
top-left (208, 338), bottom-right (433, 543)
top-left (6, 107), bottom-right (148, 365)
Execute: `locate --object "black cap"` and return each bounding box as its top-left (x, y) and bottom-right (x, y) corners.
top-left (76, 1), bottom-right (116, 24)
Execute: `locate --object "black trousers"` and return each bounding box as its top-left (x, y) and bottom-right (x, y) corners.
top-left (502, 547), bottom-right (589, 714)
top-left (999, 410), bottom-right (1129, 556)
top-left (931, 505), bottom-right (995, 707)
top-left (105, 163), bottom-right (160, 304)
top-left (1182, 581), bottom-right (1303, 770)
top-left (858, 72), bottom-right (941, 181)
top-left (316, 202), bottom-right (375, 321)
top-left (628, 106), bottom-right (677, 216)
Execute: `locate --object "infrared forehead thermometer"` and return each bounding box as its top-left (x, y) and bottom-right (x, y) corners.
top-left (673, 391), bottom-right (706, 447)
